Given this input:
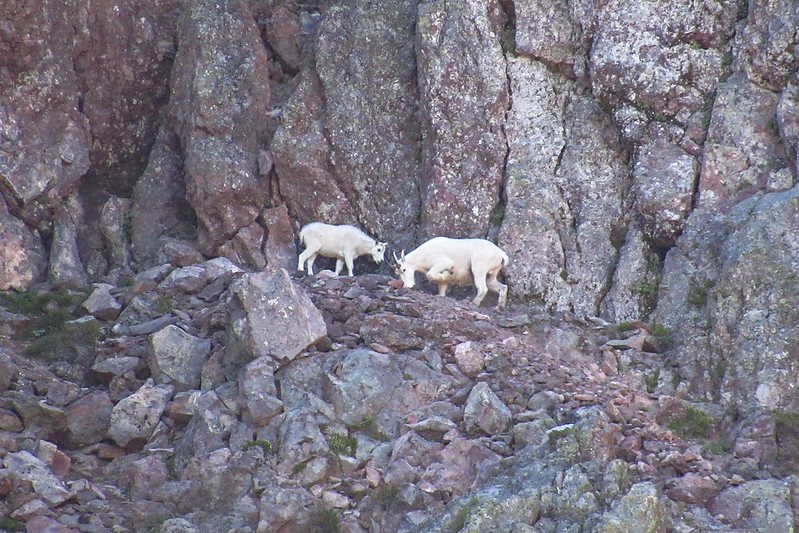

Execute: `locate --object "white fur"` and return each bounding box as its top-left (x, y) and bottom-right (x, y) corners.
top-left (298, 222), bottom-right (387, 276)
top-left (394, 237), bottom-right (509, 309)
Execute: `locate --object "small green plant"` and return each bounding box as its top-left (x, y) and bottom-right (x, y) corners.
top-left (668, 404), bottom-right (712, 439)
top-left (373, 483), bottom-right (399, 509)
top-left (347, 415), bottom-right (390, 441)
top-left (119, 275), bottom-right (135, 287)
top-left (616, 321), bottom-right (633, 332)
top-left (165, 455), bottom-right (178, 479)
top-left (309, 506), bottom-right (340, 533)
top-left (244, 439), bottom-right (273, 457)
top-left (773, 409), bottom-right (799, 431)
top-left (452, 496), bottom-right (480, 531)
top-left (547, 424), bottom-right (576, 445)
top-left (0, 517), bottom-right (25, 532)
top-left (649, 323), bottom-right (672, 348)
top-left (704, 438), bottom-right (733, 455)
top-left (123, 211), bottom-right (134, 241)
top-left (490, 203), bottom-right (506, 227)
top-left (633, 278), bottom-right (658, 296)
top-left (403, 372), bottom-right (413, 380)
top-left (292, 460), bottom-right (309, 475)
top-left (644, 368), bottom-right (659, 394)
top-left (327, 433), bottom-right (358, 456)
top-left (22, 320), bottom-right (101, 361)
top-left (671, 370), bottom-right (682, 390)
top-left (152, 294), bottom-right (174, 315)
top-left (687, 284), bottom-right (708, 308)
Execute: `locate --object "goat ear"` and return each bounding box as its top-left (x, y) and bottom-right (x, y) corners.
top-left (400, 249), bottom-right (406, 260)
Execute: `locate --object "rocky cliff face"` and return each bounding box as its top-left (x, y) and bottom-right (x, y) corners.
top-left (1, 0), bottom-right (799, 530)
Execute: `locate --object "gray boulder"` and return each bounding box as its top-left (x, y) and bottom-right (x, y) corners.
top-left (224, 270), bottom-right (326, 376)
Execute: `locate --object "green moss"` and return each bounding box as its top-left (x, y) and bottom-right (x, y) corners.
top-left (309, 506), bottom-right (340, 533)
top-left (774, 409), bottom-right (799, 431)
top-left (704, 438), bottom-right (733, 455)
top-left (616, 321), bottom-right (633, 332)
top-left (153, 294), bottom-right (174, 314)
top-left (292, 460), bottom-right (309, 475)
top-left (123, 211), bottom-right (134, 241)
top-left (327, 433), bottom-right (358, 456)
top-left (548, 424), bottom-right (576, 445)
top-left (649, 323), bottom-right (672, 348)
top-left (347, 415), bottom-right (390, 441)
top-left (0, 517), bottom-right (25, 531)
top-left (644, 368), bottom-right (659, 394)
top-left (490, 203), bottom-right (506, 227)
top-left (451, 496), bottom-right (480, 531)
top-left (119, 275), bottom-right (135, 287)
top-left (668, 404), bottom-right (712, 439)
top-left (244, 439), bottom-right (273, 457)
top-left (687, 284), bottom-right (708, 308)
top-left (374, 484), bottom-right (399, 509)
top-left (22, 319), bottom-right (101, 361)
top-left (165, 455), bottom-right (178, 480)
top-left (633, 278), bottom-right (658, 296)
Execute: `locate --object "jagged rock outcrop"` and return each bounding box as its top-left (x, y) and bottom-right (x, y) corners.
top-left (2, 0), bottom-right (799, 530)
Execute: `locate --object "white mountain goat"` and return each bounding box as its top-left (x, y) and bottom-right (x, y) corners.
top-left (393, 237), bottom-right (509, 309)
top-left (298, 222), bottom-right (387, 276)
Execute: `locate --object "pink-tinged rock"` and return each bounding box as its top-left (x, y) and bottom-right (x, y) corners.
top-left (666, 472), bottom-right (719, 507)
top-left (124, 455), bottom-right (168, 500)
top-left (23, 515), bottom-right (79, 533)
top-left (632, 138), bottom-right (698, 248)
top-left (0, 0), bottom-right (91, 227)
top-left (263, 204), bottom-right (297, 272)
top-left (35, 440), bottom-right (71, 478)
top-left (421, 436), bottom-right (501, 497)
top-left (464, 382), bottom-right (512, 436)
top-left (454, 341), bottom-right (484, 378)
top-left (416, 0), bottom-right (507, 239)
top-left (131, 128), bottom-right (194, 267)
top-left (224, 271), bottom-right (327, 373)
top-left (109, 378), bottom-right (173, 448)
top-left (64, 391), bottom-right (113, 448)
top-left (100, 197), bottom-right (133, 273)
top-left (0, 214), bottom-right (47, 290)
top-left (82, 284), bottom-right (122, 321)
top-left (698, 73), bottom-right (785, 210)
top-left (238, 356), bottom-right (284, 428)
top-left (148, 325), bottom-right (211, 391)
top-left (3, 451), bottom-right (71, 505)
top-left (168, 0), bottom-right (270, 256)
top-left (218, 222), bottom-right (266, 270)
top-left (48, 206), bottom-right (89, 288)
top-left (266, 6), bottom-right (302, 70)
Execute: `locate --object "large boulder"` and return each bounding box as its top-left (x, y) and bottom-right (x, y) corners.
top-left (224, 270), bottom-right (326, 376)
top-left (654, 186), bottom-right (799, 411)
top-left (0, 213), bottom-right (47, 290)
top-left (168, 0), bottom-right (270, 259)
top-left (698, 73), bottom-right (790, 210)
top-left (109, 378), bottom-right (174, 448)
top-left (0, 0), bottom-right (90, 228)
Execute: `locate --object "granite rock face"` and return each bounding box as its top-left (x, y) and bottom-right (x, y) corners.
top-left (2, 0), bottom-right (799, 530)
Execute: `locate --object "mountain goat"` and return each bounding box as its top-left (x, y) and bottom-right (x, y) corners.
top-left (298, 222), bottom-right (387, 277)
top-left (393, 237), bottom-right (509, 309)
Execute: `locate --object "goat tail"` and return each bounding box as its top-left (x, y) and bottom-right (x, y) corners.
top-left (298, 224), bottom-right (310, 245)
top-left (501, 250), bottom-right (510, 268)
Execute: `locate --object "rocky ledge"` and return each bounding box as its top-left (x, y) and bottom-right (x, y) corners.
top-left (0, 254), bottom-right (795, 533)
